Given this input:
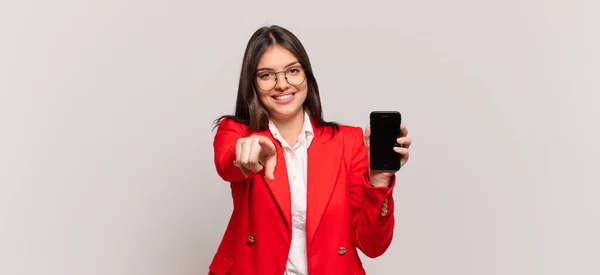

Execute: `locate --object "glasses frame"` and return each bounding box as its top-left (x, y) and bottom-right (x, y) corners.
top-left (254, 66), bottom-right (308, 91)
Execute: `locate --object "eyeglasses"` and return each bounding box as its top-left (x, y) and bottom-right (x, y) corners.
top-left (255, 66), bottom-right (307, 91)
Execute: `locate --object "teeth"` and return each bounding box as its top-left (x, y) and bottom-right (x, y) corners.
top-left (274, 94), bottom-right (293, 101)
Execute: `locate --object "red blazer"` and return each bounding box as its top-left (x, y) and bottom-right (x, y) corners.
top-left (208, 118), bottom-right (396, 275)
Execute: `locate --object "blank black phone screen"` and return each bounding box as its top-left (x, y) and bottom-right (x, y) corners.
top-left (369, 111), bottom-right (401, 171)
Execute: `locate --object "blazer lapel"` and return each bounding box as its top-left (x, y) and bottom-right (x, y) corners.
top-left (265, 140), bottom-right (292, 232)
top-left (250, 128), bottom-right (293, 232)
top-left (251, 123), bottom-right (342, 242)
top-left (306, 126), bottom-right (342, 247)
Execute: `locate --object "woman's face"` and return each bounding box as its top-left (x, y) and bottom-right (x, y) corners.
top-left (255, 44), bottom-right (308, 123)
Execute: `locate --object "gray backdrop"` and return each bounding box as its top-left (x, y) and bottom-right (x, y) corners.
top-left (1, 0), bottom-right (599, 274)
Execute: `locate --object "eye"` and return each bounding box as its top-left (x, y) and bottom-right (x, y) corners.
top-left (288, 67), bottom-right (301, 74)
top-left (258, 72), bottom-right (273, 79)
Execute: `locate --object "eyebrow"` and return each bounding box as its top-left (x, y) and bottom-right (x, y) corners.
top-left (256, 61), bottom-right (300, 71)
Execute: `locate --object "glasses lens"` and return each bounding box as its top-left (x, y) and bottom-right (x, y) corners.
top-left (255, 67), bottom-right (306, 91)
top-left (256, 72), bottom-right (276, 91)
top-left (285, 67), bottom-right (305, 86)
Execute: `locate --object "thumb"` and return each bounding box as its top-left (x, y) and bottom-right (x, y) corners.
top-left (364, 125), bottom-right (372, 180)
top-left (364, 125), bottom-right (371, 158)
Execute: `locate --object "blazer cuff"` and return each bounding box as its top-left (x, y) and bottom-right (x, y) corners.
top-left (362, 172), bottom-right (396, 206)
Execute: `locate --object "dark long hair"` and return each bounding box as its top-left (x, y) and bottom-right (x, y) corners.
top-left (214, 25), bottom-right (338, 134)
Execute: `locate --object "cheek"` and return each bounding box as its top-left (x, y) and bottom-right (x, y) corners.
top-left (257, 91), bottom-right (270, 102)
top-left (298, 86), bottom-right (308, 100)
top-left (298, 91), bottom-right (307, 102)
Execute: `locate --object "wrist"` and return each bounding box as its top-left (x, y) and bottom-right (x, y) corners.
top-left (370, 180), bottom-right (390, 188)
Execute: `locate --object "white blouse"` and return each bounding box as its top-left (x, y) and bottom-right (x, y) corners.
top-left (268, 112), bottom-right (314, 275)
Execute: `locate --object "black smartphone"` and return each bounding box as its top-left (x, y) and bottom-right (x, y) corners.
top-left (369, 111), bottom-right (402, 172)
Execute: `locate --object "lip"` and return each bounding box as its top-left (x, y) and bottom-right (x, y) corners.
top-left (271, 92), bottom-right (296, 104)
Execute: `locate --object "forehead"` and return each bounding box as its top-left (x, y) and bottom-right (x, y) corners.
top-left (256, 45), bottom-right (299, 69)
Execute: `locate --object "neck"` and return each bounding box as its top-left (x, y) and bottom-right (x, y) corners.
top-left (271, 108), bottom-right (305, 147)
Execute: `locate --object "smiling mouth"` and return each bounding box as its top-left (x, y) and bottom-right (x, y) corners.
top-left (272, 93), bottom-right (296, 101)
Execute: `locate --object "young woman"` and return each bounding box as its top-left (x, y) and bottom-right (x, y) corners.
top-left (209, 25), bottom-right (411, 275)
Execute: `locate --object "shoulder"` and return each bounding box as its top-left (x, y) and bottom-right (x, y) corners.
top-left (327, 124), bottom-right (366, 156)
top-left (215, 117), bottom-right (249, 132)
top-left (317, 123), bottom-right (363, 143)
top-left (337, 124), bottom-right (363, 133)
top-left (338, 123), bottom-right (364, 136)
top-left (213, 117), bottom-right (256, 143)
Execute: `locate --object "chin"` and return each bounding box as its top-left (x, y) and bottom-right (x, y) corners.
top-left (269, 105), bottom-right (303, 120)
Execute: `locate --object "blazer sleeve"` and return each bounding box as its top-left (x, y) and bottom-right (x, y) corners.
top-left (348, 126), bottom-right (397, 258)
top-left (213, 118), bottom-right (265, 183)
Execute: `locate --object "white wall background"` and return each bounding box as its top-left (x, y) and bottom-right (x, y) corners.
top-left (1, 0), bottom-right (599, 274)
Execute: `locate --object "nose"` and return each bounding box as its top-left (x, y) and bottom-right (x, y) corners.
top-left (274, 72), bottom-right (290, 91)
